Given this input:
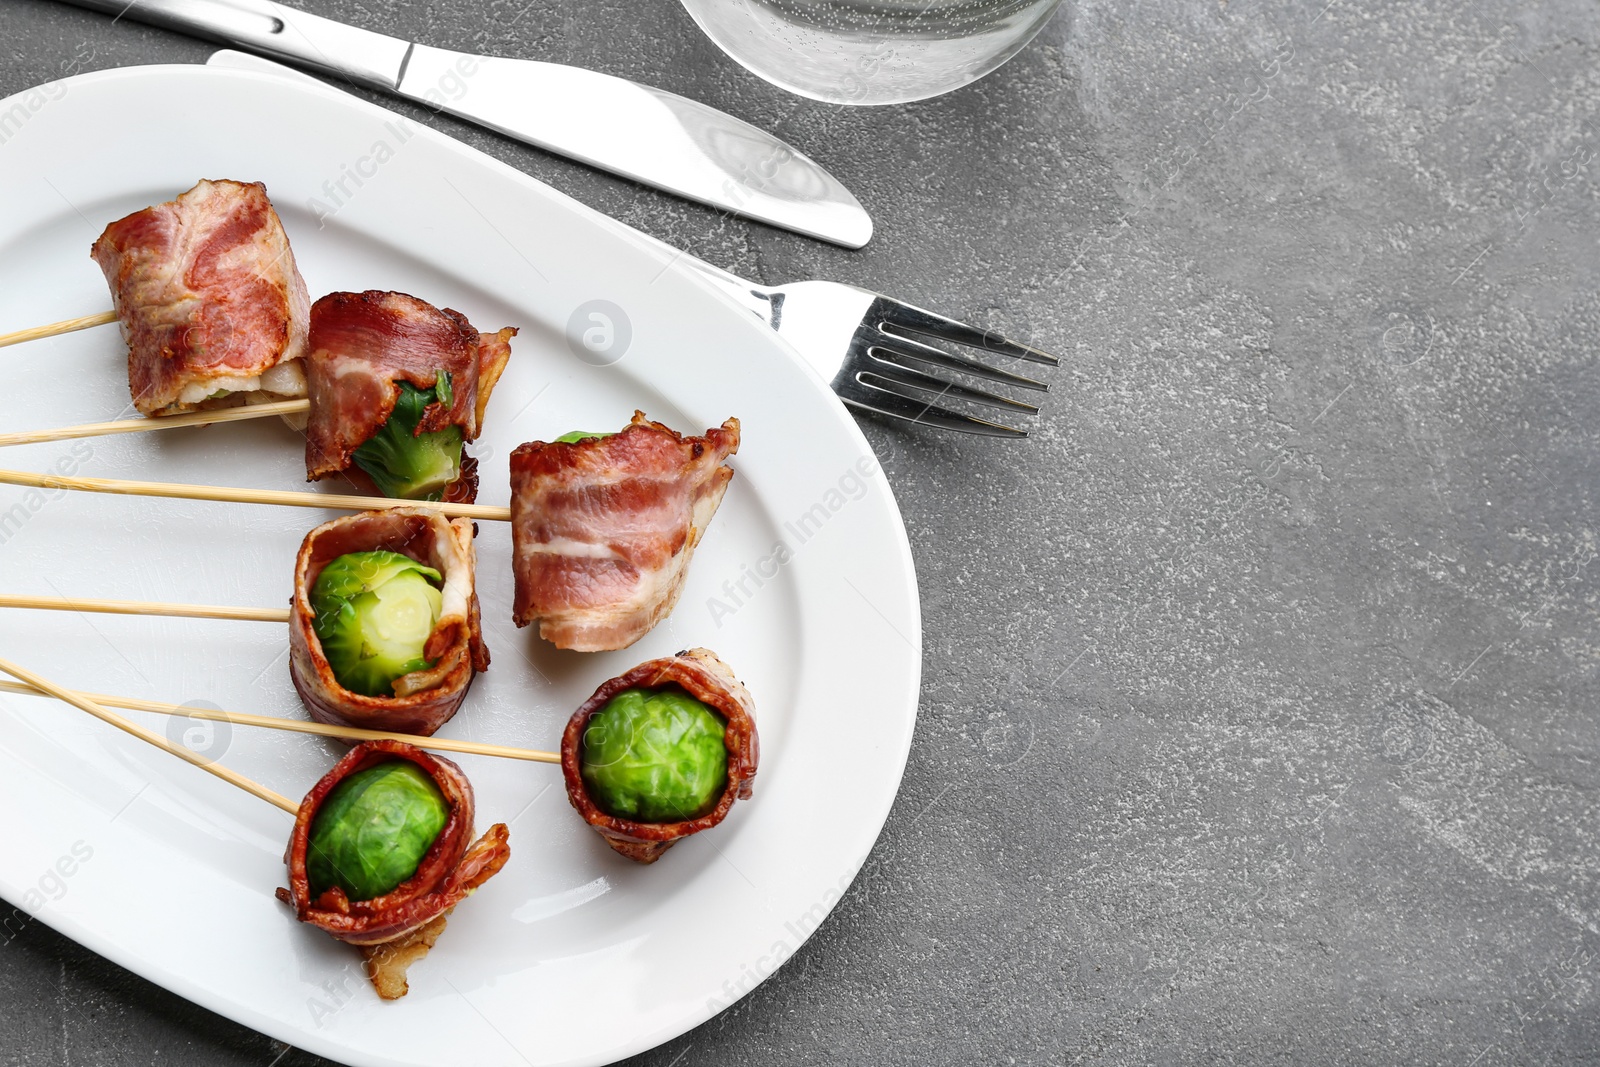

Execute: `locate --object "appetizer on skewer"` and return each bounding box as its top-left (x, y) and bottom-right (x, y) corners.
top-left (305, 290), bottom-right (516, 504)
top-left (280, 740), bottom-right (511, 999)
top-left (92, 179), bottom-right (311, 416)
top-left (563, 648), bottom-right (758, 863)
top-left (291, 508), bottom-right (488, 736)
top-left (510, 413), bottom-right (740, 651)
top-left (0, 659), bottom-right (511, 1001)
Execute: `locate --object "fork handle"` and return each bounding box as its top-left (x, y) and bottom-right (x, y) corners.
top-left (614, 230), bottom-right (779, 328)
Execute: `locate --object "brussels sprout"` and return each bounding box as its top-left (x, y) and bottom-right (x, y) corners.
top-left (307, 760), bottom-right (450, 901)
top-left (310, 551), bottom-right (444, 697)
top-left (553, 431), bottom-right (615, 444)
top-left (580, 687), bottom-right (728, 822)
top-left (352, 374), bottom-right (464, 500)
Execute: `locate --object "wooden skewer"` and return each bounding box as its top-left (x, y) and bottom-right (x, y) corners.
top-left (0, 593), bottom-right (289, 623)
top-left (0, 655), bottom-right (299, 814)
top-left (0, 399), bottom-right (311, 447)
top-left (0, 468), bottom-right (512, 521)
top-left (0, 679), bottom-right (560, 766)
top-left (0, 310), bottom-right (117, 350)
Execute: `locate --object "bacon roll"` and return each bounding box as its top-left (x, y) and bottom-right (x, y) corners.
top-left (277, 740), bottom-right (511, 999)
top-left (304, 290), bottom-right (515, 504)
top-left (91, 179), bottom-right (311, 417)
top-left (289, 508), bottom-right (488, 736)
top-left (509, 413), bottom-right (740, 651)
top-left (561, 648), bottom-right (759, 864)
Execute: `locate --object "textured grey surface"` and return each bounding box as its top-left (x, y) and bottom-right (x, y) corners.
top-left (3, 0), bottom-right (1600, 1064)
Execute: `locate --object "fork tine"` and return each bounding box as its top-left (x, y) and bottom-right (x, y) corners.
top-left (866, 333), bottom-right (1049, 392)
top-left (856, 365), bottom-right (1040, 414)
top-left (874, 299), bottom-right (1061, 366)
top-left (837, 381), bottom-right (1030, 438)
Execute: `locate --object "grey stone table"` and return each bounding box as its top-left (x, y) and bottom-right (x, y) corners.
top-left (4, 0), bottom-right (1599, 1063)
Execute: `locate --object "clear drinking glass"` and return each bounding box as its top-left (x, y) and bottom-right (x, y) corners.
top-left (677, 0), bottom-right (1067, 106)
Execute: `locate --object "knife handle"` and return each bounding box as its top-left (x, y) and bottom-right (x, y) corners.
top-left (55, 0), bottom-right (410, 90)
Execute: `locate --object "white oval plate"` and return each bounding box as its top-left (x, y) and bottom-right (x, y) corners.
top-left (0, 65), bottom-right (919, 1067)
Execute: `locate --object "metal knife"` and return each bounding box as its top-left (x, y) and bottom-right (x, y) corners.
top-left (55, 0), bottom-right (873, 248)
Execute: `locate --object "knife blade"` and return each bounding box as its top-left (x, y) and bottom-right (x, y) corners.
top-left (55, 0), bottom-right (873, 248)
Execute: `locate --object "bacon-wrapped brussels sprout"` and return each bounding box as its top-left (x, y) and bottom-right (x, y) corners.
top-left (562, 648), bottom-right (758, 863)
top-left (509, 413), bottom-right (739, 651)
top-left (91, 179), bottom-right (311, 417)
top-left (304, 290), bottom-right (515, 504)
top-left (278, 740), bottom-right (510, 1000)
top-left (290, 509), bottom-right (488, 736)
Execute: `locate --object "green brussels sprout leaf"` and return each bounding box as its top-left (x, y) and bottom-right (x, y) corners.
top-left (307, 760), bottom-right (450, 902)
top-left (311, 551), bottom-right (444, 697)
top-left (311, 550), bottom-right (441, 601)
top-left (352, 375), bottom-right (463, 501)
top-left (580, 687), bottom-right (728, 822)
top-left (553, 431), bottom-right (616, 444)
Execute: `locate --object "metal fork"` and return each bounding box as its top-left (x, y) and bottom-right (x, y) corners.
top-left (629, 236), bottom-right (1060, 438)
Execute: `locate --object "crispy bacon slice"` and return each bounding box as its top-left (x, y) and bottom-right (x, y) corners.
top-left (277, 740), bottom-right (511, 999)
top-left (561, 648), bottom-right (758, 864)
top-left (304, 290), bottom-right (515, 504)
top-left (509, 413), bottom-right (740, 651)
top-left (90, 179), bottom-right (310, 417)
top-left (289, 508), bottom-right (489, 736)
